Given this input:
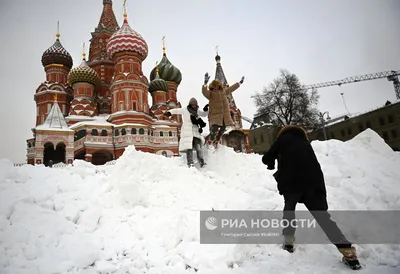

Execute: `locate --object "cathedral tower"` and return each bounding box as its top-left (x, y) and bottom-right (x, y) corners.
top-left (149, 38), bottom-right (182, 108)
top-left (105, 7), bottom-right (151, 125)
top-left (35, 25), bottom-right (73, 126)
top-left (149, 62), bottom-right (169, 119)
top-left (87, 0), bottom-right (119, 114)
top-left (67, 45), bottom-right (100, 117)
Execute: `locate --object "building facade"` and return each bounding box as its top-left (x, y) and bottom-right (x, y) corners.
top-left (249, 100), bottom-right (400, 153)
top-left (27, 0), bottom-right (183, 166)
top-left (308, 100), bottom-right (400, 150)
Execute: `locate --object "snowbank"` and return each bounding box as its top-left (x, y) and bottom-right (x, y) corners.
top-left (0, 129), bottom-right (400, 273)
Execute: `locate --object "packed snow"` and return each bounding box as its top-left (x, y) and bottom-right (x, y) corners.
top-left (1, 129), bottom-right (400, 273)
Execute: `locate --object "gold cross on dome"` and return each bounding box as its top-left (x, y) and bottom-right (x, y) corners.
top-left (162, 36), bottom-right (166, 53)
top-left (56, 21), bottom-right (60, 39)
top-left (123, 0), bottom-right (127, 17)
top-left (215, 45), bottom-right (219, 55)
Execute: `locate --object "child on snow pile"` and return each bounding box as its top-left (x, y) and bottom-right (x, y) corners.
top-left (201, 73), bottom-right (245, 148)
top-left (262, 125), bottom-right (361, 270)
top-left (164, 98), bottom-right (208, 168)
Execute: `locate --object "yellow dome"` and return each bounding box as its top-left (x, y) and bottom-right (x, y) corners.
top-left (68, 58), bottom-right (99, 86)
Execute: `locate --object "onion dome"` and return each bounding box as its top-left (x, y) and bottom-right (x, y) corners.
top-left (41, 34), bottom-right (73, 69)
top-left (67, 51), bottom-right (99, 86)
top-left (106, 12), bottom-right (148, 60)
top-left (149, 63), bottom-right (168, 93)
top-left (149, 52), bottom-right (182, 85)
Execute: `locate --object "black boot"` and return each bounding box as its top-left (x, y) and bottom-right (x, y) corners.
top-left (199, 158), bottom-right (206, 168)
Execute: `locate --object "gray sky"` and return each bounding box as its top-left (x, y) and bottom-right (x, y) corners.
top-left (1, 0), bottom-right (399, 163)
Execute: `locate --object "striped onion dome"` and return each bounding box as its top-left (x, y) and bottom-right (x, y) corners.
top-left (106, 15), bottom-right (148, 61)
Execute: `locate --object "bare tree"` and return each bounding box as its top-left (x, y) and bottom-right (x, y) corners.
top-left (253, 69), bottom-right (321, 128)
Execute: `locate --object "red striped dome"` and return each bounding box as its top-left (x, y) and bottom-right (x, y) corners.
top-left (106, 16), bottom-right (148, 60)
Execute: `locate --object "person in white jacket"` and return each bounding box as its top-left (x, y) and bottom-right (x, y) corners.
top-left (164, 98), bottom-right (208, 167)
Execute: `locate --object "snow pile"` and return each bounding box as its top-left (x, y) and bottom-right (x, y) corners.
top-left (1, 129), bottom-right (400, 273)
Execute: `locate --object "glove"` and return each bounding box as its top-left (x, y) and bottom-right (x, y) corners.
top-left (203, 104), bottom-right (209, 111)
top-left (164, 111), bottom-right (172, 117)
top-left (239, 76), bottom-right (245, 84)
top-left (204, 73), bottom-right (210, 85)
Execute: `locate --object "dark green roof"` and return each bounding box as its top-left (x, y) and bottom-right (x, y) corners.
top-left (149, 53), bottom-right (182, 85)
top-left (149, 74), bottom-right (169, 93)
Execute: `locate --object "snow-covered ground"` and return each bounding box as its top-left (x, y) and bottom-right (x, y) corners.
top-left (1, 129), bottom-right (400, 274)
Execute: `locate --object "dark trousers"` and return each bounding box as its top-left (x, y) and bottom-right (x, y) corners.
top-left (282, 191), bottom-right (352, 248)
top-left (209, 121), bottom-right (226, 143)
top-left (187, 137), bottom-right (204, 165)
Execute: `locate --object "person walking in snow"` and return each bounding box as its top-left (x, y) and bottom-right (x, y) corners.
top-left (201, 73), bottom-right (244, 148)
top-left (261, 125), bottom-right (361, 270)
top-left (164, 98), bottom-right (208, 168)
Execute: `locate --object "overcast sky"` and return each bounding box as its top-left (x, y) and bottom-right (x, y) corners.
top-left (0, 0), bottom-right (399, 162)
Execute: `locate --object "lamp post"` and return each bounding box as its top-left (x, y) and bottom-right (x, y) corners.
top-left (319, 111), bottom-right (331, 140)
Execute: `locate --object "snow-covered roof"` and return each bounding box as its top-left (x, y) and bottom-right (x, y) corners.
top-left (68, 115), bottom-right (113, 129)
top-left (250, 113), bottom-right (273, 130)
top-left (153, 125), bottom-right (173, 129)
top-left (115, 123), bottom-right (147, 127)
top-left (35, 89), bottom-right (68, 96)
top-left (35, 102), bottom-right (73, 132)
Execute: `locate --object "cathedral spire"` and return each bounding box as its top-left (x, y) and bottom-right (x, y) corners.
top-left (214, 50), bottom-right (228, 86)
top-left (96, 0), bottom-right (119, 32)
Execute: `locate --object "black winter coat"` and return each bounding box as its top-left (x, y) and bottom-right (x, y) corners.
top-left (262, 126), bottom-right (327, 197)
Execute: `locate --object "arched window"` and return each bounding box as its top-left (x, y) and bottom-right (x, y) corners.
top-left (139, 128), bottom-right (145, 135)
top-left (114, 129), bottom-right (119, 136)
top-left (91, 129), bottom-right (98, 136)
top-left (168, 131), bottom-right (172, 137)
top-left (121, 128), bottom-right (126, 135)
top-left (131, 128), bottom-right (137, 135)
top-left (160, 131), bottom-right (164, 137)
top-left (101, 129), bottom-right (107, 136)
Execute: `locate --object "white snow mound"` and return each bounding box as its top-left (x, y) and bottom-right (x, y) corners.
top-left (1, 129), bottom-right (400, 273)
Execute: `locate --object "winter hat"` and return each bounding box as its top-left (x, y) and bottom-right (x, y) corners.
top-left (277, 125), bottom-right (309, 141)
top-left (188, 97), bottom-right (198, 106)
top-left (209, 79), bottom-right (223, 90)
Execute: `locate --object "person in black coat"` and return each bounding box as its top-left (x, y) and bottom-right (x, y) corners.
top-left (262, 125), bottom-right (360, 268)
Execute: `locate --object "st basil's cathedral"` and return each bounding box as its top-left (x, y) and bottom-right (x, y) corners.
top-left (26, 0), bottom-right (251, 166)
